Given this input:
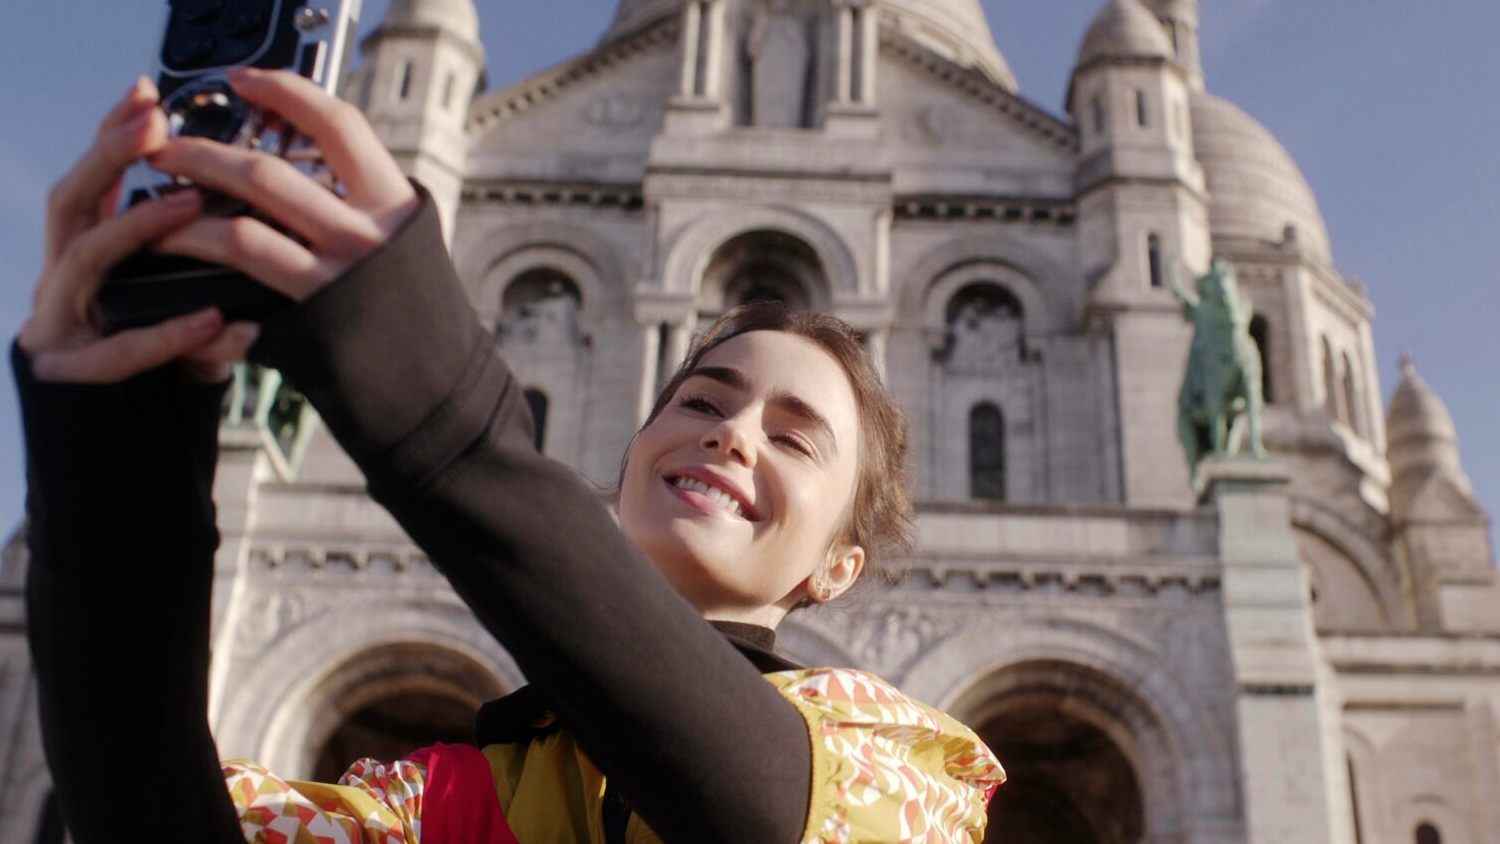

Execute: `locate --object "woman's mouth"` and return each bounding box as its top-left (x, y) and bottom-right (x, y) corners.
top-left (664, 475), bottom-right (751, 520)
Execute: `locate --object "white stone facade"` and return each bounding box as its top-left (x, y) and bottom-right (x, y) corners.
top-left (2, 2), bottom-right (1498, 844)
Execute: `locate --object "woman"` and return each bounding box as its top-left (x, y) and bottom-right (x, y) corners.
top-left (16, 71), bottom-right (1003, 844)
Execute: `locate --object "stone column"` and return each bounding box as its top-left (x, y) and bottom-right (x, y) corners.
top-left (701, 0), bottom-right (727, 100)
top-left (660, 320), bottom-right (693, 390)
top-left (857, 3), bottom-right (879, 105)
top-left (1204, 458), bottom-right (1346, 844)
top-left (679, 0), bottom-right (704, 97)
top-left (835, 5), bottom-right (855, 104)
top-left (636, 321), bottom-right (663, 424)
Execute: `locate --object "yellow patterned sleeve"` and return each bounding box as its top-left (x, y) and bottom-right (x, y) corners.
top-left (222, 756), bottom-right (426, 844)
top-left (766, 668), bottom-right (1006, 844)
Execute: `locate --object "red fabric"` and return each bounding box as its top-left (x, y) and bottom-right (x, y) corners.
top-left (406, 743), bottom-right (520, 844)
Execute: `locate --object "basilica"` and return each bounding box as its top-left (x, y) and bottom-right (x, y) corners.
top-left (2, 1), bottom-right (1497, 843)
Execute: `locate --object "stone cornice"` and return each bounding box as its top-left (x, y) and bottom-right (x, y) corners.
top-left (467, 19), bottom-right (679, 132)
top-left (893, 193), bottom-right (1076, 227)
top-left (1321, 631), bottom-right (1500, 674)
top-left (882, 28), bottom-right (1079, 153)
top-left (461, 179), bottom-right (646, 211)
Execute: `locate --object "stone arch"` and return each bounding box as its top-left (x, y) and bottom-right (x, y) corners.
top-left (1291, 498), bottom-right (1410, 630)
top-left (898, 234), bottom-right (1072, 339)
top-left (661, 205), bottom-right (858, 303)
top-left (455, 220), bottom-right (631, 330)
top-left (903, 617), bottom-right (1240, 839)
top-left (216, 599), bottom-right (523, 777)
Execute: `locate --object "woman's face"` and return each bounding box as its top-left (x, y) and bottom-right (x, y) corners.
top-left (618, 330), bottom-right (864, 622)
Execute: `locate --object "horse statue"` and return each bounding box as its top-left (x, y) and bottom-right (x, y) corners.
top-left (1169, 256), bottom-right (1268, 490)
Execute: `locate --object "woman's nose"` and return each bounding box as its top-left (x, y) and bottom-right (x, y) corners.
top-left (701, 418), bottom-right (757, 467)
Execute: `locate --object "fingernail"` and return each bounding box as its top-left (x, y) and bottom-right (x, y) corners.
top-left (126, 76), bottom-right (148, 98)
top-left (232, 323), bottom-right (262, 346)
top-left (189, 308), bottom-right (222, 332)
top-left (228, 67), bottom-right (256, 85)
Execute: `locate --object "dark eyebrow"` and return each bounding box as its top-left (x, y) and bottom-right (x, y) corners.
top-left (685, 366), bottom-right (840, 457)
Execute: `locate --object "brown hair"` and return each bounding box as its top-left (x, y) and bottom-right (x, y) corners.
top-left (628, 302), bottom-right (914, 589)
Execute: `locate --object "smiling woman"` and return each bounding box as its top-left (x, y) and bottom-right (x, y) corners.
top-left (14, 73), bottom-right (1002, 844)
top-left (621, 304), bottom-right (914, 626)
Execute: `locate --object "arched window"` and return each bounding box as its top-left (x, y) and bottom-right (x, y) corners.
top-left (523, 389), bottom-right (549, 452)
top-left (1342, 352), bottom-right (1364, 437)
top-left (970, 403), bottom-right (1006, 501)
top-left (1321, 336), bottom-right (1340, 420)
top-left (498, 269), bottom-right (583, 342)
top-left (1249, 315), bottom-right (1273, 403)
top-left (700, 230), bottom-right (821, 316)
top-left (1146, 233), bottom-right (1164, 288)
top-left (396, 60), bottom-right (414, 101)
top-left (1135, 89), bottom-right (1149, 127)
top-left (1416, 823), bottom-right (1442, 844)
top-left (1092, 94), bottom-right (1107, 135)
top-left (441, 70), bottom-right (457, 109)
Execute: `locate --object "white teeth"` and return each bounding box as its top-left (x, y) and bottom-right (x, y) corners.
top-left (672, 476), bottom-right (746, 518)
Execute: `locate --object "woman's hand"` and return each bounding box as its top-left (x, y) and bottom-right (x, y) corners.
top-left (18, 78), bottom-right (254, 384)
top-left (150, 67), bottom-right (420, 303)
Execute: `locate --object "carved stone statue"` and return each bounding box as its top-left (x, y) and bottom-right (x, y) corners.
top-left (1169, 256), bottom-right (1267, 489)
top-left (746, 0), bottom-right (812, 128)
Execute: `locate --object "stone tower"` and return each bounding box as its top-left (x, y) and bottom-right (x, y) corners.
top-left (1069, 0), bottom-right (1210, 505)
top-left (1386, 354), bottom-right (1500, 633)
top-left (350, 0), bottom-right (485, 238)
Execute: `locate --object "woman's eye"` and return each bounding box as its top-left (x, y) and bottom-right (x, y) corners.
top-left (679, 396), bottom-right (721, 415)
top-left (774, 434), bottom-right (813, 457)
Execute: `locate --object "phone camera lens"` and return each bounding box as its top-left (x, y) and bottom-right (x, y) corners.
top-left (166, 81), bottom-right (253, 145)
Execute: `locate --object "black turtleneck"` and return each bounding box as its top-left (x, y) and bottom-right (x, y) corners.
top-left (17, 187), bottom-right (816, 844)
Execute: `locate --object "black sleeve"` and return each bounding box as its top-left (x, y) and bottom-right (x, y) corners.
top-left (12, 346), bottom-right (243, 844)
top-left (251, 190), bottom-right (813, 844)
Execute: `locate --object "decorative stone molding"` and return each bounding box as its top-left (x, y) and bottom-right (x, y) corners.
top-left (468, 19), bottom-right (679, 131)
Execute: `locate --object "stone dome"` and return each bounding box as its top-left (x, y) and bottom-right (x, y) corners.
top-left (1190, 91), bottom-right (1333, 260)
top-left (384, 0), bottom-right (480, 42)
top-left (1077, 0), bottom-right (1174, 66)
top-left (1386, 353), bottom-right (1474, 517)
top-left (603, 0), bottom-right (1018, 91)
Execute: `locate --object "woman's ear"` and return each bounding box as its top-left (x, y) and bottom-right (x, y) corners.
top-left (809, 545), bottom-right (865, 604)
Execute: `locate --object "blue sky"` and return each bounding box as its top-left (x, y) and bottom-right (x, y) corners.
top-left (2, 0), bottom-right (1496, 551)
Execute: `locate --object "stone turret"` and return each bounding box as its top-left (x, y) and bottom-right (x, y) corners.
top-left (1143, 0), bottom-right (1203, 89)
top-left (1385, 353), bottom-right (1498, 632)
top-left (1070, 0), bottom-right (1210, 505)
top-left (351, 0), bottom-right (485, 239)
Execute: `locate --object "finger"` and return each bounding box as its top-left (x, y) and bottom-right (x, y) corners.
top-left (180, 322), bottom-right (260, 384)
top-left (153, 215), bottom-right (327, 300)
top-left (30, 307), bottom-right (223, 384)
top-left (148, 137), bottom-right (376, 252)
top-left (227, 68), bottom-right (412, 210)
top-left (96, 77), bottom-right (160, 140)
top-left (184, 321), bottom-right (260, 365)
top-left (46, 107), bottom-right (171, 263)
top-left (41, 190), bottom-right (204, 321)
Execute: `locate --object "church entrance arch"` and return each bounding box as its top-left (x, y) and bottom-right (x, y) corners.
top-left (291, 642), bottom-right (507, 781)
top-left (697, 229), bottom-right (828, 317)
top-left (949, 661), bottom-right (1167, 844)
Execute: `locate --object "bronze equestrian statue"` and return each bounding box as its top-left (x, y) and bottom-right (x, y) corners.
top-left (1169, 256), bottom-right (1268, 490)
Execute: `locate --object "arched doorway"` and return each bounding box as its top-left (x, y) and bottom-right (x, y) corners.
top-left (979, 701), bottom-right (1145, 844)
top-left (948, 661), bottom-right (1155, 844)
top-left (697, 229), bottom-right (827, 316)
top-left (295, 642), bottom-right (508, 782)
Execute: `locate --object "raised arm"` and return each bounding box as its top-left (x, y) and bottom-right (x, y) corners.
top-left (150, 71), bottom-right (815, 844)
top-left (16, 78), bottom-right (251, 844)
